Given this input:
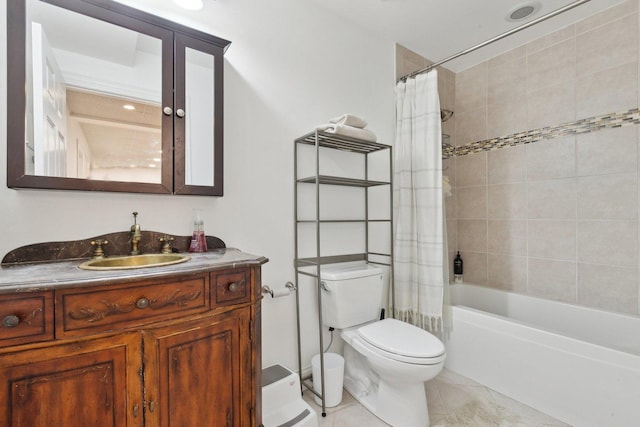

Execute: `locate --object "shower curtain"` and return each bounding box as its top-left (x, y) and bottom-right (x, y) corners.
top-left (393, 70), bottom-right (447, 332)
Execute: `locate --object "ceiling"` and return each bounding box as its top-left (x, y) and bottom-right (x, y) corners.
top-left (66, 89), bottom-right (162, 169)
top-left (29, 0), bottom-right (143, 67)
top-left (309, 0), bottom-right (627, 73)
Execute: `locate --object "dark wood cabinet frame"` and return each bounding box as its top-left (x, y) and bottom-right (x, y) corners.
top-left (7, 0), bottom-right (230, 195)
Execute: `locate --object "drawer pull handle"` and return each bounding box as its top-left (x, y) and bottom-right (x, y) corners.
top-left (136, 298), bottom-right (150, 309)
top-left (149, 400), bottom-right (158, 413)
top-left (228, 282), bottom-right (241, 292)
top-left (133, 403), bottom-right (139, 418)
top-left (2, 315), bottom-right (20, 328)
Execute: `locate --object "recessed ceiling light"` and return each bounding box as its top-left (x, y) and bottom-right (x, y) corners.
top-left (507, 2), bottom-right (540, 21)
top-left (173, 0), bottom-right (204, 10)
top-left (123, 104), bottom-right (136, 110)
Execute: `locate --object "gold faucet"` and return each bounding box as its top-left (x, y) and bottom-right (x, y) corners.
top-left (130, 212), bottom-right (141, 255)
top-left (159, 235), bottom-right (174, 254)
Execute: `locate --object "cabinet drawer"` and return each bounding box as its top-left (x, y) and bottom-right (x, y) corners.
top-left (0, 292), bottom-right (53, 347)
top-left (57, 275), bottom-right (209, 337)
top-left (211, 268), bottom-right (250, 308)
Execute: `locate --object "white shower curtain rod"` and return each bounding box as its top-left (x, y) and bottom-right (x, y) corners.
top-left (399, 0), bottom-right (591, 82)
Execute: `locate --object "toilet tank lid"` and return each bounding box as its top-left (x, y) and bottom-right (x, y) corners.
top-left (358, 318), bottom-right (445, 358)
top-left (319, 263), bottom-right (383, 281)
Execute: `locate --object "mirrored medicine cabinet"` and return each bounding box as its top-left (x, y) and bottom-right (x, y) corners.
top-left (7, 0), bottom-right (230, 195)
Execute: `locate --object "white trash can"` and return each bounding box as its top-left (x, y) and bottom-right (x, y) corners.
top-left (311, 353), bottom-right (344, 407)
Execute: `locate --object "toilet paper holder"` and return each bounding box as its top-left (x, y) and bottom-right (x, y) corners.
top-left (262, 281), bottom-right (296, 298)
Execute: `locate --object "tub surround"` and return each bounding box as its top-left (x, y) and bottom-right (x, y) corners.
top-left (446, 0), bottom-right (640, 316)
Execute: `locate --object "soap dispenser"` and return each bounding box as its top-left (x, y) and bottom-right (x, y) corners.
top-left (189, 209), bottom-right (208, 253)
top-left (453, 251), bottom-right (463, 283)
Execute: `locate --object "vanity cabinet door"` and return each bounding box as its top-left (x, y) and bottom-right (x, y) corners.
top-left (0, 332), bottom-right (143, 427)
top-left (143, 307), bottom-right (252, 427)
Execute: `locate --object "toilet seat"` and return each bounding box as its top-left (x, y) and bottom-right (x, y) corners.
top-left (357, 318), bottom-right (445, 365)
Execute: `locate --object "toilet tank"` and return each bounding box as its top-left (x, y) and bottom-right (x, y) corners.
top-left (319, 263), bottom-right (384, 329)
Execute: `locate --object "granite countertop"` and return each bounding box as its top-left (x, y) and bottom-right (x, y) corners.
top-left (0, 248), bottom-right (268, 294)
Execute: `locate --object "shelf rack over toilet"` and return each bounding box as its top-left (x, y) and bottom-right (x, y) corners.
top-left (293, 129), bottom-right (394, 416)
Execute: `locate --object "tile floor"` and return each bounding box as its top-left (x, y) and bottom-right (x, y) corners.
top-left (302, 368), bottom-right (570, 427)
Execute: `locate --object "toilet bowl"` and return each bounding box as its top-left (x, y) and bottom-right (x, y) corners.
top-left (318, 262), bottom-right (446, 427)
top-left (342, 318), bottom-right (445, 427)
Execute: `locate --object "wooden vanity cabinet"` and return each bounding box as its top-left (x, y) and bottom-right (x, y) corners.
top-left (143, 308), bottom-right (251, 427)
top-left (0, 331), bottom-right (143, 427)
top-left (0, 265), bottom-right (263, 427)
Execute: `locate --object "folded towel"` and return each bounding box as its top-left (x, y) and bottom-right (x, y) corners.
top-left (328, 114), bottom-right (368, 129)
top-left (317, 123), bottom-right (377, 142)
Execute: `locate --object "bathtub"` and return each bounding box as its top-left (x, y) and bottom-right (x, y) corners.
top-left (444, 283), bottom-right (640, 427)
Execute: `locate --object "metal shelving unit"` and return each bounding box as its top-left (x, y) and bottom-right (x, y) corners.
top-left (293, 129), bottom-right (393, 416)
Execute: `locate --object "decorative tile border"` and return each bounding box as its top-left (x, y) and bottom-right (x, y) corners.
top-left (448, 108), bottom-right (640, 158)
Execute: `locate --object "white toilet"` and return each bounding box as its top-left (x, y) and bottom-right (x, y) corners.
top-left (319, 263), bottom-right (445, 427)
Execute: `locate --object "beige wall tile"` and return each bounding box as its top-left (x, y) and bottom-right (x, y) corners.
top-left (527, 81), bottom-right (576, 130)
top-left (528, 220), bottom-right (576, 260)
top-left (457, 220), bottom-right (487, 253)
top-left (440, 66), bottom-right (455, 83)
top-left (443, 158), bottom-right (456, 186)
top-left (488, 220), bottom-right (527, 256)
top-left (577, 173), bottom-right (638, 220)
top-left (447, 218), bottom-right (457, 253)
top-left (455, 108), bottom-right (487, 146)
top-left (528, 258), bottom-right (577, 303)
top-left (576, 62), bottom-right (638, 119)
top-left (578, 263), bottom-right (639, 314)
top-left (576, 125), bottom-right (638, 176)
top-left (527, 38), bottom-right (576, 91)
top-left (576, 13), bottom-right (638, 78)
top-left (488, 145), bottom-right (526, 185)
top-left (575, 0), bottom-right (638, 34)
top-left (526, 137), bottom-right (576, 181)
top-left (487, 45), bottom-right (527, 68)
top-left (527, 179), bottom-right (577, 219)
top-left (488, 183), bottom-right (527, 219)
top-left (455, 62), bottom-right (487, 114)
top-left (487, 97), bottom-right (528, 139)
top-left (457, 186), bottom-right (487, 219)
top-left (488, 55), bottom-right (526, 106)
top-left (460, 251), bottom-right (487, 286)
top-left (447, 250), bottom-right (457, 281)
top-left (487, 52), bottom-right (527, 138)
top-left (577, 220), bottom-right (638, 266)
top-left (456, 151), bottom-right (487, 187)
top-left (526, 24), bottom-right (575, 54)
top-left (445, 188), bottom-right (457, 219)
top-left (438, 69), bottom-right (456, 112)
top-left (488, 254), bottom-right (527, 292)
top-left (396, 44), bottom-right (430, 79)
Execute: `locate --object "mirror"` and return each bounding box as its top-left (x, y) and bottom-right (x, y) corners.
top-left (7, 0), bottom-right (230, 195)
top-left (184, 47), bottom-right (215, 187)
top-left (26, 0), bottom-right (164, 183)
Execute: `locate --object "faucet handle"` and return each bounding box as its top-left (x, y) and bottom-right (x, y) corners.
top-left (131, 212), bottom-right (140, 233)
top-left (159, 235), bottom-right (174, 254)
top-left (90, 239), bottom-right (109, 259)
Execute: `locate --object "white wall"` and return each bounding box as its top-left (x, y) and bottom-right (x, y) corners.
top-left (0, 0), bottom-right (396, 370)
